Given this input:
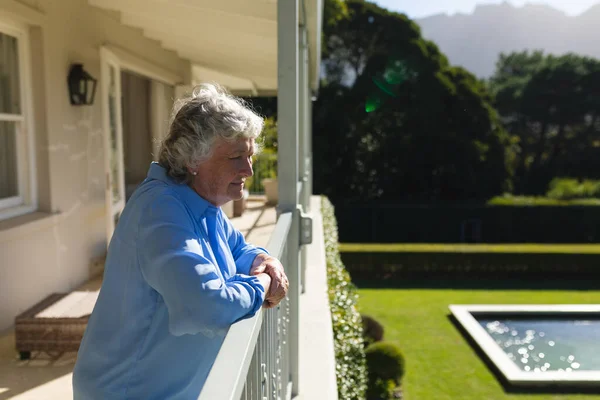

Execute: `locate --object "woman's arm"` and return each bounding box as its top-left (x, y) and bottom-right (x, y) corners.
top-left (137, 194), bottom-right (270, 336)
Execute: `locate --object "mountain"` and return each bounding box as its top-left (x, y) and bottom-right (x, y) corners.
top-left (414, 2), bottom-right (600, 78)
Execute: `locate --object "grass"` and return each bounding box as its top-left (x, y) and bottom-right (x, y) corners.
top-left (358, 283), bottom-right (600, 400)
top-left (340, 243), bottom-right (600, 254)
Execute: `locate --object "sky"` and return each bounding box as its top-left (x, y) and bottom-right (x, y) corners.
top-left (373, 0), bottom-right (600, 19)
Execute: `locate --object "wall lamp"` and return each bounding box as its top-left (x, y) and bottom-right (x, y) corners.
top-left (68, 64), bottom-right (97, 106)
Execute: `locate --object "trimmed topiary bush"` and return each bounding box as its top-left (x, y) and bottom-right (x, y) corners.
top-left (365, 342), bottom-right (405, 382)
top-left (322, 196), bottom-right (368, 400)
top-left (365, 341), bottom-right (406, 400)
top-left (362, 314), bottom-right (385, 347)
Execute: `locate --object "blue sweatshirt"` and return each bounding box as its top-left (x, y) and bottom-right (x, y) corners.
top-left (73, 162), bottom-right (267, 399)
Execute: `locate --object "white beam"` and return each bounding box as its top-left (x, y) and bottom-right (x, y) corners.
top-left (91, 0), bottom-right (275, 37)
top-left (300, 27), bottom-right (312, 210)
top-left (0, 0), bottom-right (47, 25)
top-left (303, 0), bottom-right (324, 92)
top-left (192, 65), bottom-right (259, 95)
top-left (298, 26), bottom-right (308, 294)
top-left (277, 0), bottom-right (300, 395)
top-left (123, 15), bottom-right (275, 59)
top-left (150, 0), bottom-right (276, 22)
top-left (102, 44), bottom-right (182, 85)
top-left (298, 26), bottom-right (307, 184)
top-left (278, 1), bottom-right (299, 209)
top-left (166, 45), bottom-right (276, 78)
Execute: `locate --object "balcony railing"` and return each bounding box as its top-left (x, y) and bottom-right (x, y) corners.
top-left (199, 1), bottom-right (316, 398)
top-left (198, 212), bottom-right (294, 400)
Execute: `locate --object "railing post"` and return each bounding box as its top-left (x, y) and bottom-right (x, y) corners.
top-left (298, 25), bottom-right (308, 294)
top-left (277, 0), bottom-right (300, 396)
top-left (300, 26), bottom-right (312, 214)
top-left (298, 25), bottom-right (307, 198)
top-left (305, 86), bottom-right (313, 213)
top-left (298, 25), bottom-right (311, 293)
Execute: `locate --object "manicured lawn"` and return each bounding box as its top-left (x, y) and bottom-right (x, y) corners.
top-left (340, 243), bottom-right (600, 254)
top-left (358, 283), bottom-right (600, 400)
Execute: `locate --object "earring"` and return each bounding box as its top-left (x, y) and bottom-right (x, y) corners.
top-left (191, 172), bottom-right (197, 176)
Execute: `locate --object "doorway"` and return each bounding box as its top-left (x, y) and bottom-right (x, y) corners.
top-left (121, 70), bottom-right (153, 201)
top-left (100, 47), bottom-right (176, 244)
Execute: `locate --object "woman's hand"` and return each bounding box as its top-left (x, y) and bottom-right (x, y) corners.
top-left (250, 254), bottom-right (289, 308)
top-left (255, 273), bottom-right (272, 305)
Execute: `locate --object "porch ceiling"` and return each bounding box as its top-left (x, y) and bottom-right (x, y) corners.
top-left (89, 0), bottom-right (322, 96)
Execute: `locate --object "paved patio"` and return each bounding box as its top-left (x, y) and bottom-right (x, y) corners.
top-left (0, 197), bottom-right (277, 400)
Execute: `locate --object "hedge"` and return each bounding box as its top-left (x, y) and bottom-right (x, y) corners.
top-left (340, 251), bottom-right (600, 281)
top-left (322, 196), bottom-right (368, 400)
top-left (334, 204), bottom-right (600, 243)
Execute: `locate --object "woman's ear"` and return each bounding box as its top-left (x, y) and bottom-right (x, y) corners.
top-left (187, 165), bottom-right (198, 176)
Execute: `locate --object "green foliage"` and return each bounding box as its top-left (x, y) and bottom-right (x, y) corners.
top-left (365, 342), bottom-right (405, 400)
top-left (259, 117), bottom-right (278, 152)
top-left (246, 117), bottom-right (278, 193)
top-left (489, 51), bottom-right (600, 194)
top-left (487, 178), bottom-right (600, 205)
top-left (546, 178), bottom-right (600, 200)
top-left (322, 196), bottom-right (368, 400)
top-left (487, 195), bottom-right (600, 206)
top-left (361, 314), bottom-right (384, 347)
top-left (366, 377), bottom-right (397, 400)
top-left (365, 342), bottom-right (405, 382)
top-left (245, 152), bottom-right (278, 193)
top-left (323, 0), bottom-right (349, 30)
top-left (315, 0), bottom-right (512, 204)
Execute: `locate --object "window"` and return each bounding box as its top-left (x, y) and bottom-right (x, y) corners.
top-left (0, 19), bottom-right (35, 220)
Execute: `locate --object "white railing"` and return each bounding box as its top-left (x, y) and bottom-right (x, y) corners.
top-left (198, 212), bottom-right (294, 400)
top-left (200, 0), bottom-right (318, 397)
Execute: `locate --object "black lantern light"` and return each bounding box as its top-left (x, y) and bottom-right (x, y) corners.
top-left (67, 64), bottom-right (97, 106)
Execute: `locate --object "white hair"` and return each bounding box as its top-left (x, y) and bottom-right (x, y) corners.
top-left (158, 83), bottom-right (264, 182)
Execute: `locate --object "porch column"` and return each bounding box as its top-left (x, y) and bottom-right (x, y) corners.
top-left (277, 0), bottom-right (300, 395)
top-left (298, 25), bottom-right (309, 293)
top-left (300, 26), bottom-right (312, 213)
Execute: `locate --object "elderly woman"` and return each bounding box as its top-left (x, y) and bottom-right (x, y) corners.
top-left (73, 84), bottom-right (289, 400)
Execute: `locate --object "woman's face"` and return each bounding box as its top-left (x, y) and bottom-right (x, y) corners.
top-left (191, 137), bottom-right (255, 206)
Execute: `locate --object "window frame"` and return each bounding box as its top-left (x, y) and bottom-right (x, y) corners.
top-left (0, 17), bottom-right (37, 221)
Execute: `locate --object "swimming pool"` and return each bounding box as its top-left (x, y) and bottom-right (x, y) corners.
top-left (450, 305), bottom-right (600, 388)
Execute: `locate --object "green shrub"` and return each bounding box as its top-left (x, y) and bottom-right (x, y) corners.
top-left (547, 178), bottom-right (600, 200)
top-left (259, 116), bottom-right (278, 151)
top-left (246, 117), bottom-right (279, 193)
top-left (487, 178), bottom-right (600, 205)
top-left (365, 342), bottom-right (405, 400)
top-left (322, 196), bottom-right (368, 400)
top-left (245, 151), bottom-right (278, 193)
top-left (367, 378), bottom-right (397, 400)
top-left (365, 342), bottom-right (405, 383)
top-left (362, 314), bottom-right (385, 347)
top-left (487, 194), bottom-right (600, 206)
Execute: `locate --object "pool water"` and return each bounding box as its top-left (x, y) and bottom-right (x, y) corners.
top-left (478, 317), bottom-right (600, 372)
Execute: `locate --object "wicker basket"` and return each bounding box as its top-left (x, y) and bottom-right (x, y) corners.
top-left (15, 291), bottom-right (99, 360)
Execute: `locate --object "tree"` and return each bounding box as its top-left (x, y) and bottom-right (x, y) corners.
top-left (314, 1), bottom-right (512, 203)
top-left (490, 51), bottom-right (600, 193)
